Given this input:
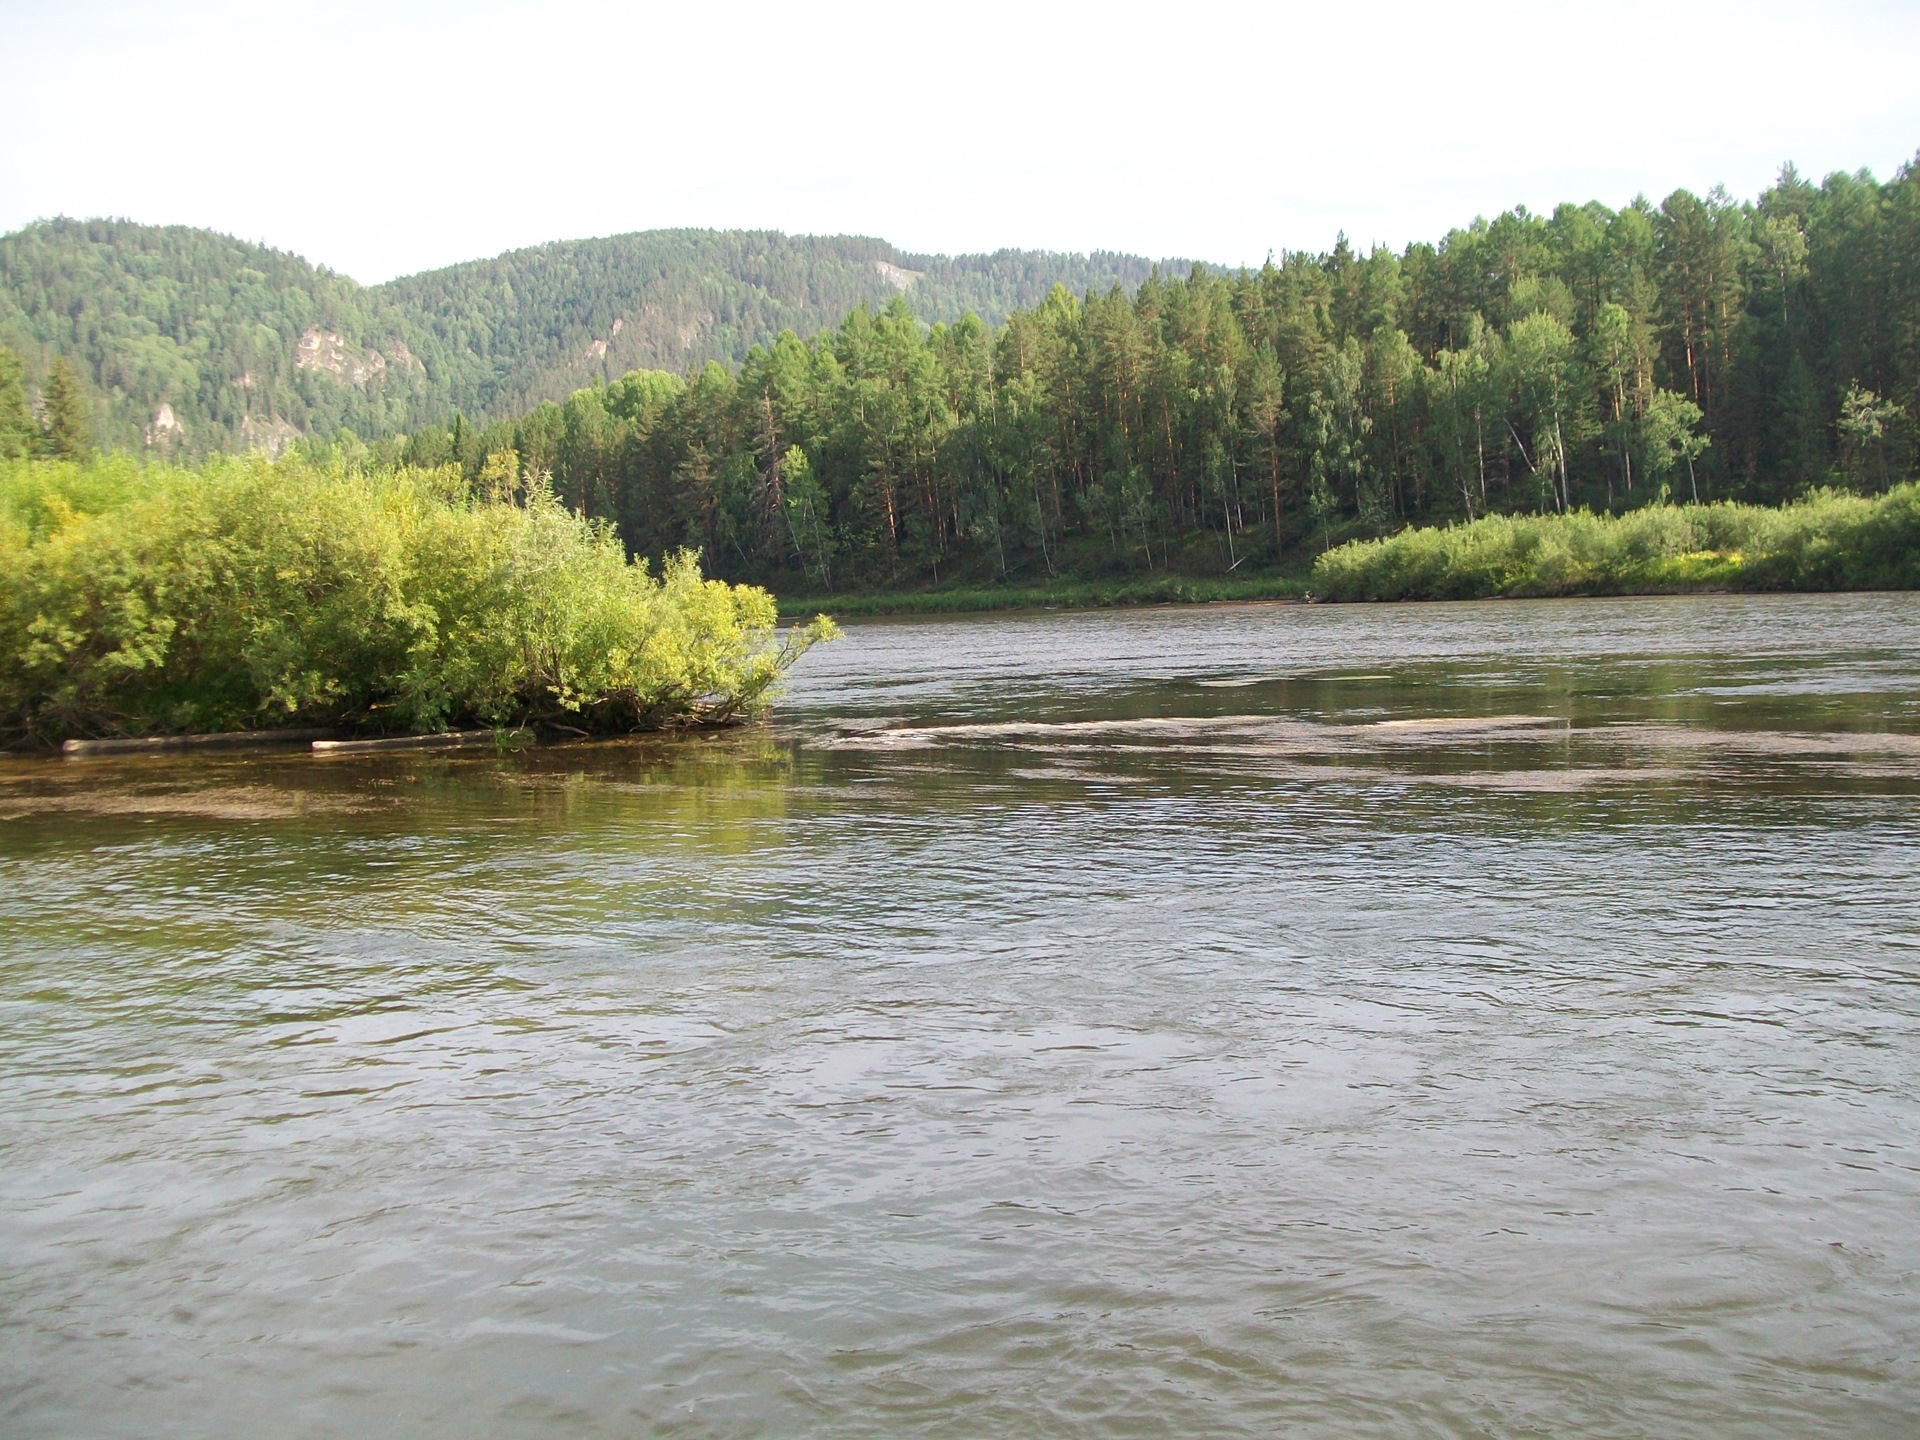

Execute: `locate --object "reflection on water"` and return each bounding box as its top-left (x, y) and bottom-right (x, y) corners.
top-left (3, 593), bottom-right (1919, 1438)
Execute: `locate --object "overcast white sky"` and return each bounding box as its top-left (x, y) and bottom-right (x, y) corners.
top-left (3, 0), bottom-right (1917, 283)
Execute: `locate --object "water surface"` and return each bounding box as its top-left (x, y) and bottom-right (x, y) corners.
top-left (4, 593), bottom-right (1918, 1437)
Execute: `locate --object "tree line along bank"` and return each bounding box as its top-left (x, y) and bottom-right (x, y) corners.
top-left (5, 158), bottom-right (1917, 597)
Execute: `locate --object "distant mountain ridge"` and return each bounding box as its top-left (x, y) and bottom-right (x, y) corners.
top-left (0, 219), bottom-right (1190, 454)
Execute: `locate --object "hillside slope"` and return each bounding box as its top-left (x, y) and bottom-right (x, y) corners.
top-left (0, 218), bottom-right (440, 453)
top-left (0, 220), bottom-right (1181, 452)
top-left (378, 230), bottom-right (1179, 417)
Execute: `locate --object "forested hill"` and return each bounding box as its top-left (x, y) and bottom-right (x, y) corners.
top-left (340, 158), bottom-right (1919, 599)
top-left (0, 220), bottom-right (1175, 453)
top-left (0, 219), bottom-right (432, 453)
top-left (380, 232), bottom-right (1177, 418)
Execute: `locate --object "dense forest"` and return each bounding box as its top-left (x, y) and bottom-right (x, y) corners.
top-left (0, 221), bottom-right (435, 451)
top-left (0, 222), bottom-right (1173, 454)
top-left (4, 156), bottom-right (1917, 597)
top-left (380, 232), bottom-right (1179, 419)
top-left (349, 159), bottom-right (1920, 593)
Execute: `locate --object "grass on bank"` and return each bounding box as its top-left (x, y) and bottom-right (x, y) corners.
top-left (777, 570), bottom-right (1310, 619)
top-left (780, 485), bottom-right (1920, 618)
top-left (1310, 484), bottom-right (1920, 601)
top-left (0, 455), bottom-right (834, 747)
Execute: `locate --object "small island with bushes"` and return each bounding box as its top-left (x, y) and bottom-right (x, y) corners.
top-left (0, 452), bottom-right (836, 750)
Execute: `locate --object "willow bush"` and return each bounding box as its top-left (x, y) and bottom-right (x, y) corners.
top-left (0, 455), bottom-right (835, 744)
top-left (1311, 484), bottom-right (1920, 601)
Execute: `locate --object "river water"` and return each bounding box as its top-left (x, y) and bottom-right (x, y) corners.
top-left (3, 593), bottom-right (1918, 1438)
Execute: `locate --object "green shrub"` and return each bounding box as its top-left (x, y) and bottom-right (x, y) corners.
top-left (0, 455), bottom-right (835, 744)
top-left (1311, 486), bottom-right (1920, 601)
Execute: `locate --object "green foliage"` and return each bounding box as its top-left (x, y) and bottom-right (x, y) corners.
top-left (1310, 484), bottom-right (1920, 600)
top-left (0, 221), bottom-right (1175, 455)
top-left (380, 230), bottom-right (1185, 419)
top-left (1836, 383), bottom-right (1908, 492)
top-left (6, 150), bottom-right (1920, 600)
top-left (369, 156), bottom-right (1920, 601)
top-left (0, 344), bottom-right (33, 460)
top-left (37, 357), bottom-right (93, 460)
top-left (0, 455), bottom-right (836, 744)
top-left (0, 219), bottom-right (435, 454)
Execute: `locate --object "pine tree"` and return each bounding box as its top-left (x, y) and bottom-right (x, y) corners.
top-left (0, 344), bottom-right (34, 460)
top-left (39, 356), bottom-right (93, 461)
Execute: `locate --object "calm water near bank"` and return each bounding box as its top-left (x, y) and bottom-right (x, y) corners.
top-left (3, 592), bottom-right (1919, 1437)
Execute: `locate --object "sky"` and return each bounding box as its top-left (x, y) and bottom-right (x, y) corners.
top-left (3, 0), bottom-right (1918, 284)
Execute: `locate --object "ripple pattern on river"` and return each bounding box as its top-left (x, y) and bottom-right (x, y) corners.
top-left (3, 593), bottom-right (1919, 1438)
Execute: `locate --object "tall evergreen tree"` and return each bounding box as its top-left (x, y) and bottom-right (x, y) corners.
top-left (39, 357), bottom-right (93, 461)
top-left (0, 344), bottom-right (34, 460)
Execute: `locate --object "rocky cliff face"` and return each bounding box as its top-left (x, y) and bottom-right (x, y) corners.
top-left (144, 402), bottom-right (183, 448)
top-left (294, 329), bottom-right (387, 388)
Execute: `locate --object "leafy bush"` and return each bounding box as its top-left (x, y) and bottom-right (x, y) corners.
top-left (1311, 486), bottom-right (1920, 601)
top-left (0, 455), bottom-right (835, 744)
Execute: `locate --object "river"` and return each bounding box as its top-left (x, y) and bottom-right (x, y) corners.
top-left (3, 592), bottom-right (1918, 1437)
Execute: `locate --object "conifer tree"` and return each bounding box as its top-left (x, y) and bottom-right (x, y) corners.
top-left (0, 344), bottom-right (33, 460)
top-left (39, 357), bottom-right (93, 461)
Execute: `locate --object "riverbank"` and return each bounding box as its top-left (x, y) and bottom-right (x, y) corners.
top-left (777, 570), bottom-right (1310, 619)
top-left (1312, 484), bottom-right (1920, 602)
top-left (781, 486), bottom-right (1920, 618)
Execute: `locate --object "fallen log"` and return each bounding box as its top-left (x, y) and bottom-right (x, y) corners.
top-left (310, 729), bottom-right (534, 754)
top-left (62, 728), bottom-right (338, 757)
